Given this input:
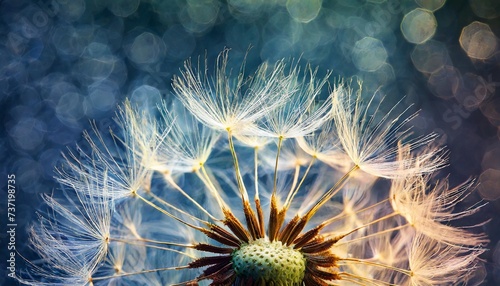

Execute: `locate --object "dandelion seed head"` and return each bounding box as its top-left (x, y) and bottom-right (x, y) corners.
top-left (21, 51), bottom-right (488, 286)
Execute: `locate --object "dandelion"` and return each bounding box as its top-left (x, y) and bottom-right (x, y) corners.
top-left (22, 51), bottom-right (488, 286)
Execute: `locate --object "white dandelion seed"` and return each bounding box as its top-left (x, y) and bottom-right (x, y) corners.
top-left (57, 104), bottom-right (156, 200)
top-left (390, 174), bottom-right (488, 247)
top-left (260, 139), bottom-right (313, 171)
top-left (390, 144), bottom-right (488, 247)
top-left (234, 133), bottom-right (273, 149)
top-left (20, 174), bottom-right (113, 286)
top-left (331, 80), bottom-right (446, 178)
top-left (155, 100), bottom-right (220, 174)
top-left (248, 63), bottom-right (333, 139)
top-left (407, 233), bottom-right (485, 286)
top-left (173, 49), bottom-right (291, 134)
top-left (296, 118), bottom-right (350, 169)
top-left (115, 99), bottom-right (162, 172)
top-left (100, 241), bottom-right (147, 285)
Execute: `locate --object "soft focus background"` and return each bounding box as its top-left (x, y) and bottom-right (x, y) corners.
top-left (1, 0), bottom-right (500, 285)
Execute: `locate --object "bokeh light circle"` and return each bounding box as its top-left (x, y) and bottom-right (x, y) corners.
top-left (401, 8), bottom-right (437, 44)
top-left (459, 21), bottom-right (497, 60)
top-left (286, 0), bottom-right (322, 23)
top-left (415, 0), bottom-right (446, 12)
top-left (351, 37), bottom-right (388, 72)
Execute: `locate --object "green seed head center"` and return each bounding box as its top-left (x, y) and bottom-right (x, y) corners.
top-left (231, 238), bottom-right (306, 284)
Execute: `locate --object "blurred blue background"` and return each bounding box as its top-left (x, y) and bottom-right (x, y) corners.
top-left (1, 0), bottom-right (500, 285)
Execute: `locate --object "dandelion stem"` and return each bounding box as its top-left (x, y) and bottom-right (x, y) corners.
top-left (254, 147), bottom-right (260, 199)
top-left (340, 258), bottom-right (412, 276)
top-left (148, 192), bottom-right (211, 224)
top-left (284, 156), bottom-right (316, 210)
top-left (305, 165), bottom-right (359, 220)
top-left (254, 147), bottom-right (265, 237)
top-left (91, 265), bottom-right (189, 281)
top-left (196, 166), bottom-right (227, 210)
top-left (268, 137), bottom-right (294, 241)
top-left (227, 130), bottom-right (261, 239)
top-left (272, 136), bottom-right (284, 197)
top-left (323, 198), bottom-right (390, 226)
top-left (111, 238), bottom-right (197, 259)
top-left (280, 165), bottom-right (360, 243)
top-left (338, 211), bottom-right (400, 239)
top-left (227, 130), bottom-right (249, 201)
top-left (335, 223), bottom-right (409, 246)
top-left (340, 272), bottom-right (394, 286)
top-left (136, 193), bottom-right (205, 233)
top-left (339, 224), bottom-right (409, 245)
top-left (114, 237), bottom-right (194, 248)
top-left (164, 175), bottom-right (220, 221)
top-left (288, 164), bottom-right (301, 202)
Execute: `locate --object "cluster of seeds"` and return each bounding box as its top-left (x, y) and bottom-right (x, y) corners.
top-left (231, 238), bottom-right (306, 284)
